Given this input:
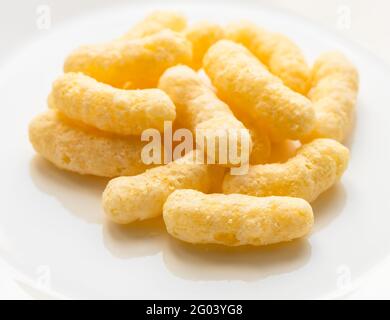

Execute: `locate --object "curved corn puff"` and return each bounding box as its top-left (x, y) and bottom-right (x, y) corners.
top-left (268, 140), bottom-right (300, 163)
top-left (226, 20), bottom-right (310, 94)
top-left (49, 72), bottom-right (176, 135)
top-left (158, 65), bottom-right (252, 166)
top-left (204, 40), bottom-right (315, 141)
top-left (184, 21), bottom-right (225, 70)
top-left (223, 139), bottom-right (349, 202)
top-left (195, 69), bottom-right (271, 164)
top-left (246, 120), bottom-right (271, 164)
top-left (29, 111), bottom-right (152, 177)
top-left (64, 30), bottom-right (192, 89)
top-left (121, 10), bottom-right (187, 39)
top-left (303, 52), bottom-right (359, 142)
top-left (163, 189), bottom-right (314, 246)
top-left (103, 151), bottom-right (224, 224)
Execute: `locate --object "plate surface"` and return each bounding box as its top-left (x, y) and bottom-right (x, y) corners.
top-left (1, 0), bottom-right (390, 299)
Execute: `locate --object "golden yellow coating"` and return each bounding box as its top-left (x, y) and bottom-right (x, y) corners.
top-left (49, 72), bottom-right (176, 135)
top-left (64, 30), bottom-right (192, 89)
top-left (158, 65), bottom-right (252, 166)
top-left (229, 108), bottom-right (271, 165)
top-left (303, 52), bottom-right (359, 142)
top-left (194, 69), bottom-right (271, 164)
top-left (223, 139), bottom-right (349, 202)
top-left (159, 65), bottom-right (238, 129)
top-left (226, 21), bottom-right (310, 94)
top-left (29, 111), bottom-right (153, 177)
top-left (121, 10), bottom-right (187, 39)
top-left (184, 21), bottom-right (225, 70)
top-left (204, 40), bottom-right (315, 141)
top-left (103, 151), bottom-right (225, 224)
top-left (246, 121), bottom-right (271, 164)
top-left (163, 190), bottom-right (314, 246)
top-left (268, 140), bottom-right (300, 164)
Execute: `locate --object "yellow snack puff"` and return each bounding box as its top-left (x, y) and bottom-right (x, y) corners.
top-left (226, 20), bottom-right (310, 94)
top-left (247, 124), bottom-right (271, 164)
top-left (158, 65), bottom-right (252, 166)
top-left (203, 40), bottom-right (315, 141)
top-left (49, 72), bottom-right (176, 135)
top-left (64, 30), bottom-right (192, 89)
top-left (163, 189), bottom-right (314, 246)
top-left (303, 52), bottom-right (359, 142)
top-left (268, 140), bottom-right (300, 163)
top-left (194, 69), bottom-right (271, 164)
top-left (121, 10), bottom-right (187, 39)
top-left (236, 114), bottom-right (271, 164)
top-left (184, 21), bottom-right (225, 70)
top-left (103, 151), bottom-right (224, 224)
top-left (223, 139), bottom-right (349, 202)
top-left (29, 111), bottom-right (153, 177)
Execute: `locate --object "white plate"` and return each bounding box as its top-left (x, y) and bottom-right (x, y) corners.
top-left (1, 0), bottom-right (390, 299)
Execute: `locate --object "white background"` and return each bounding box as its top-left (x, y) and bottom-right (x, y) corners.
top-left (1, 0), bottom-right (389, 66)
top-left (0, 0), bottom-right (389, 299)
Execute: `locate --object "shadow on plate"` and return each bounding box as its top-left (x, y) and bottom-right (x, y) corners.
top-left (29, 156), bottom-right (108, 224)
top-left (102, 217), bottom-right (168, 258)
top-left (28, 155), bottom-right (347, 283)
top-left (162, 238), bottom-right (311, 282)
top-left (312, 183), bottom-right (347, 232)
top-left (103, 215), bottom-right (312, 282)
top-left (102, 185), bottom-right (347, 282)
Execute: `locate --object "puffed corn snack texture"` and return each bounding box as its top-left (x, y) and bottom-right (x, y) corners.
top-left (29, 111), bottom-right (153, 177)
top-left (49, 72), bottom-right (176, 135)
top-left (223, 139), bottom-right (349, 202)
top-left (64, 30), bottom-right (192, 89)
top-left (28, 10), bottom-right (358, 248)
top-left (163, 190), bottom-right (314, 246)
top-left (103, 151), bottom-right (224, 224)
top-left (203, 40), bottom-right (315, 141)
